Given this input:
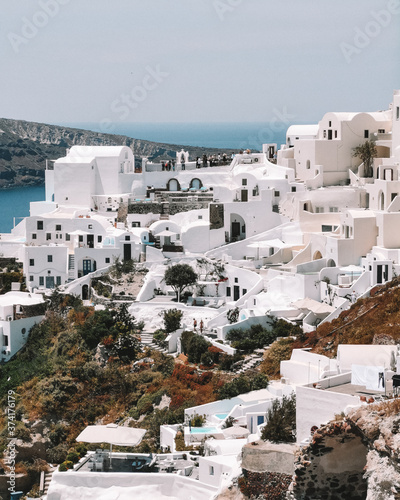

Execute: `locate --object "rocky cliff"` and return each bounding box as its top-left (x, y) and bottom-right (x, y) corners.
top-left (0, 118), bottom-right (232, 189)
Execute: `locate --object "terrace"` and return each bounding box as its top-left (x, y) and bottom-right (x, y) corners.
top-left (75, 451), bottom-right (198, 477)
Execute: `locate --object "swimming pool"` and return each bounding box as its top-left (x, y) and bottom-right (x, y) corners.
top-left (190, 426), bottom-right (220, 434)
top-left (215, 413), bottom-right (229, 420)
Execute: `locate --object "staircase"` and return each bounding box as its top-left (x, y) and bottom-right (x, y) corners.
top-left (42, 465), bottom-right (57, 497)
top-left (140, 332), bottom-right (169, 354)
top-left (68, 255), bottom-right (75, 280)
top-left (160, 202), bottom-right (170, 220)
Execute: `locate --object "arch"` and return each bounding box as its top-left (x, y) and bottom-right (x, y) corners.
top-left (327, 259), bottom-right (336, 267)
top-left (379, 191), bottom-right (385, 210)
top-left (190, 178), bottom-right (203, 189)
top-left (230, 213), bottom-right (246, 242)
top-left (313, 251), bottom-right (323, 260)
top-left (82, 284), bottom-right (89, 300)
top-left (167, 178), bottom-right (180, 191)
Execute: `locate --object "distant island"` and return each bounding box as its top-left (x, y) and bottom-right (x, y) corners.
top-left (0, 118), bottom-right (237, 189)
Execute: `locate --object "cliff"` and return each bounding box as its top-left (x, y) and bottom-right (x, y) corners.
top-left (0, 118), bottom-right (232, 189)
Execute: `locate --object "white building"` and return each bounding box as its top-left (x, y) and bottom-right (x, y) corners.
top-left (0, 291), bottom-right (45, 361)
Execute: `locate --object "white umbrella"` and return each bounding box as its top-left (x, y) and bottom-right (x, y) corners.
top-left (76, 423), bottom-right (146, 465)
top-left (69, 229), bottom-right (90, 236)
top-left (222, 426), bottom-right (250, 439)
top-left (292, 298), bottom-right (334, 315)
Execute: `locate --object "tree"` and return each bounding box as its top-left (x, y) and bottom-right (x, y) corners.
top-left (261, 394), bottom-right (296, 443)
top-left (353, 140), bottom-right (377, 178)
top-left (163, 308), bottom-right (183, 333)
top-left (164, 264), bottom-right (198, 301)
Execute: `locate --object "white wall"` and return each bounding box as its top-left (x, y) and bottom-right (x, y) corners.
top-left (296, 385), bottom-right (360, 443)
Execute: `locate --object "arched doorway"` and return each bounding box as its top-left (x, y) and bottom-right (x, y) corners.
top-left (190, 178), bottom-right (203, 190)
top-left (82, 284), bottom-right (89, 300)
top-left (327, 259), bottom-right (336, 267)
top-left (230, 213), bottom-right (246, 242)
top-left (379, 191), bottom-right (385, 210)
top-left (313, 251), bottom-right (323, 260)
top-left (167, 179), bottom-right (180, 191)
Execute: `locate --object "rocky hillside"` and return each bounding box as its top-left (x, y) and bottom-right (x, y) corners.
top-left (0, 118), bottom-right (234, 189)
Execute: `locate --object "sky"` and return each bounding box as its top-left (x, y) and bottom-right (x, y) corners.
top-left (1, 0), bottom-right (399, 127)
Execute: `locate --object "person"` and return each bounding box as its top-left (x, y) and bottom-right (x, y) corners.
top-left (180, 152), bottom-right (185, 170)
top-left (351, 290), bottom-right (357, 304)
top-left (202, 154), bottom-right (208, 168)
top-left (193, 318), bottom-right (197, 331)
top-left (172, 159), bottom-right (175, 171)
top-left (200, 319), bottom-right (204, 334)
top-left (196, 157), bottom-right (201, 168)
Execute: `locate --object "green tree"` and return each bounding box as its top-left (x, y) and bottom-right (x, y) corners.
top-left (164, 264), bottom-right (198, 302)
top-left (261, 394), bottom-right (296, 443)
top-left (353, 140), bottom-right (377, 178)
top-left (163, 308), bottom-right (183, 333)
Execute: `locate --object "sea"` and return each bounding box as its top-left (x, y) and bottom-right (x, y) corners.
top-left (0, 122), bottom-right (288, 233)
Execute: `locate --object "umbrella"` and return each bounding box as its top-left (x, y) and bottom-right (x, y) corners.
top-left (222, 425), bottom-right (250, 439)
top-left (76, 424), bottom-right (146, 463)
top-left (69, 229), bottom-right (90, 236)
top-left (292, 298), bottom-right (334, 315)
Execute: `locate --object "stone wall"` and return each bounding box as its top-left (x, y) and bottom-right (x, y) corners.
top-left (290, 421), bottom-right (368, 500)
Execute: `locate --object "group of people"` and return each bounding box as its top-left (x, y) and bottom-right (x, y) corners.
top-left (196, 152), bottom-right (235, 169)
top-left (193, 318), bottom-right (204, 333)
top-left (161, 160), bottom-right (176, 171)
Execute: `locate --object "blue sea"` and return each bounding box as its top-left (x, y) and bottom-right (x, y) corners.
top-left (0, 122), bottom-right (288, 233)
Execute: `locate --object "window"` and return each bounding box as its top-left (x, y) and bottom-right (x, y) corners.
top-left (315, 207), bottom-right (324, 213)
top-left (65, 233), bottom-right (70, 241)
top-left (209, 466), bottom-right (214, 476)
top-left (105, 257), bottom-right (110, 264)
top-left (56, 224), bottom-right (61, 231)
top-left (378, 129), bottom-right (385, 133)
top-left (29, 259), bottom-right (34, 266)
top-left (79, 235), bottom-right (83, 242)
top-left (22, 328), bottom-right (26, 335)
top-left (37, 221), bottom-right (43, 230)
top-left (98, 235), bottom-right (102, 243)
top-left (39, 277), bottom-right (44, 286)
top-left (323, 130), bottom-right (326, 138)
top-left (56, 276), bottom-right (61, 286)
top-left (198, 215), bottom-right (203, 219)
top-left (242, 178), bottom-right (247, 186)
top-left (397, 107), bottom-right (399, 120)
top-left (131, 222), bottom-right (141, 227)
top-left (125, 235), bottom-right (131, 241)
top-left (328, 120), bottom-right (332, 127)
top-left (234, 277), bottom-right (238, 283)
top-left (46, 233), bottom-right (51, 240)
top-left (274, 190), bottom-right (280, 197)
top-left (29, 276), bottom-right (34, 282)
top-left (334, 130), bottom-right (338, 138)
top-left (329, 207), bottom-right (338, 212)
top-left (242, 289), bottom-right (247, 295)
top-left (88, 224), bottom-right (93, 229)
top-left (47, 255), bottom-right (53, 262)
top-left (322, 225), bottom-right (333, 232)
top-left (226, 287), bottom-right (231, 297)
top-left (242, 225), bottom-right (246, 233)
top-left (306, 160), bottom-right (310, 169)
top-left (364, 130), bottom-right (369, 139)
top-left (291, 186), bottom-right (296, 192)
top-left (32, 233), bottom-right (37, 240)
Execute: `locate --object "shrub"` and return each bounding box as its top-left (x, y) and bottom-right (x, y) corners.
top-left (162, 308), bottom-right (183, 333)
top-left (261, 394), bottom-right (296, 443)
top-left (66, 451), bottom-right (80, 464)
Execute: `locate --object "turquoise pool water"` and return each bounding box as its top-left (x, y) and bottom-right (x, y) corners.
top-left (190, 426), bottom-right (219, 434)
top-left (215, 413), bottom-right (229, 420)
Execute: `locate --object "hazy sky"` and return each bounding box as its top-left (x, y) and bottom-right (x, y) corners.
top-left (1, 0), bottom-right (399, 126)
